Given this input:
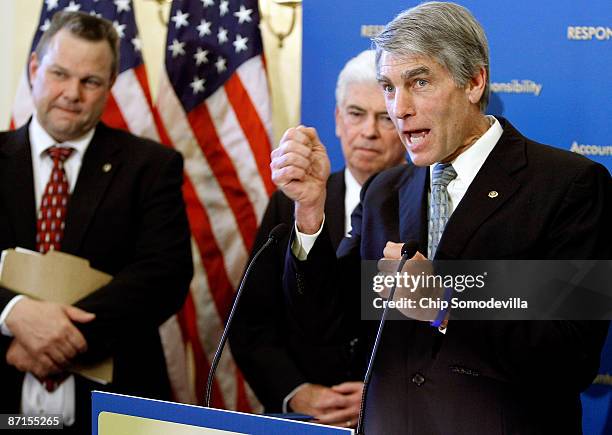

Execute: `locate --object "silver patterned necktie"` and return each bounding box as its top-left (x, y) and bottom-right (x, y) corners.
top-left (428, 163), bottom-right (457, 258)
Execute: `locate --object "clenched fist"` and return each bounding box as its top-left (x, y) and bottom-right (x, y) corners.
top-left (271, 126), bottom-right (331, 234)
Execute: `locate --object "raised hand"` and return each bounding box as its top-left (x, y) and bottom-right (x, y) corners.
top-left (271, 126), bottom-right (331, 234)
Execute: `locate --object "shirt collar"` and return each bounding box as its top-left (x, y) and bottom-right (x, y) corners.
top-left (344, 166), bottom-right (362, 191)
top-left (430, 115), bottom-right (503, 188)
top-left (29, 113), bottom-right (96, 158)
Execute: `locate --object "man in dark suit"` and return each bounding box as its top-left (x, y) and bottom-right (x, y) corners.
top-left (270, 2), bottom-right (610, 434)
top-left (0, 12), bottom-right (192, 433)
top-left (230, 50), bottom-right (405, 427)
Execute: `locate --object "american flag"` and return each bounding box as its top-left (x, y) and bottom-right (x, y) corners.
top-left (11, 0), bottom-right (159, 141)
top-left (155, 0), bottom-right (273, 410)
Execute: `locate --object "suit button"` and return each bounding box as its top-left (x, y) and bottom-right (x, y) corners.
top-left (412, 373), bottom-right (425, 386)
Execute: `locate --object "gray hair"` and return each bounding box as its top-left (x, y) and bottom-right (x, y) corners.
top-left (335, 49), bottom-right (378, 107)
top-left (35, 11), bottom-right (120, 79)
top-left (372, 1), bottom-right (490, 112)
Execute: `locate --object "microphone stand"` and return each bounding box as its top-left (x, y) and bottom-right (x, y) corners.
top-left (204, 223), bottom-right (288, 407)
top-left (355, 241), bottom-right (418, 434)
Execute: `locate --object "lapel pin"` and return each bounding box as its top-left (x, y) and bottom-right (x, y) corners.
top-left (488, 190), bottom-right (499, 198)
top-left (102, 163), bottom-right (112, 173)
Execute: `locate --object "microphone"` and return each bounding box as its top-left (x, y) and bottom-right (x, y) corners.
top-left (267, 222), bottom-right (289, 245)
top-left (401, 240), bottom-right (419, 259)
top-left (204, 223), bottom-right (289, 407)
top-left (355, 240), bottom-right (419, 434)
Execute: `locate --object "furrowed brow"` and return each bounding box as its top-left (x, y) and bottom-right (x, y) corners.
top-left (376, 74), bottom-right (390, 84)
top-left (401, 66), bottom-right (431, 81)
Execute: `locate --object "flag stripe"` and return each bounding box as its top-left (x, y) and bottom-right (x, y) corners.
top-left (235, 56), bottom-right (274, 147)
top-left (159, 312), bottom-right (196, 404)
top-left (178, 289), bottom-right (226, 408)
top-left (100, 93), bottom-right (130, 131)
top-left (187, 105), bottom-right (259, 249)
top-left (157, 70), bottom-right (248, 290)
top-left (151, 106), bottom-right (174, 147)
top-left (134, 63), bottom-right (156, 108)
top-left (182, 178), bottom-right (235, 320)
top-left (204, 84), bottom-right (268, 223)
top-left (187, 235), bottom-right (238, 409)
top-left (111, 67), bottom-right (160, 140)
top-left (224, 72), bottom-right (274, 196)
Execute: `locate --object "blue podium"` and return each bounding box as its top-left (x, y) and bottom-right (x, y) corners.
top-left (92, 391), bottom-right (353, 435)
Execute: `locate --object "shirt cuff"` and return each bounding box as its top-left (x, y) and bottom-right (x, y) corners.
top-left (22, 373), bottom-right (76, 426)
top-left (282, 383), bottom-right (310, 413)
top-left (430, 286), bottom-right (453, 332)
top-left (290, 216), bottom-right (326, 261)
top-left (0, 295), bottom-right (25, 337)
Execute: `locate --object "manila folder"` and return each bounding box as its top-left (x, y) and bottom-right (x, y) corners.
top-left (0, 248), bottom-right (113, 383)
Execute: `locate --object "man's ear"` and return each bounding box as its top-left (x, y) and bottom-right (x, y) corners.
top-left (466, 66), bottom-right (486, 106)
top-left (335, 106), bottom-right (341, 138)
top-left (28, 52), bottom-right (40, 87)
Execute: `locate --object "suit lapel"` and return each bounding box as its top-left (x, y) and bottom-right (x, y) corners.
top-left (436, 119), bottom-right (527, 259)
top-left (398, 164), bottom-right (429, 252)
top-left (62, 123), bottom-right (122, 254)
top-left (0, 125), bottom-right (37, 249)
top-left (325, 170), bottom-right (347, 249)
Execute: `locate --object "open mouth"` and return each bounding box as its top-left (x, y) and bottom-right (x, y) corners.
top-left (406, 129), bottom-right (430, 145)
top-left (403, 129), bottom-right (431, 149)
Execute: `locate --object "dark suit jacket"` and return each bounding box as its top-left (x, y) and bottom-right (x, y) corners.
top-left (0, 122), bottom-right (193, 431)
top-left (284, 118), bottom-right (611, 434)
top-left (229, 170), bottom-right (366, 412)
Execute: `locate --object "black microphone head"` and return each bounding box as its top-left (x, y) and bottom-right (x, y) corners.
top-left (401, 240), bottom-right (419, 258)
top-left (268, 223), bottom-right (289, 244)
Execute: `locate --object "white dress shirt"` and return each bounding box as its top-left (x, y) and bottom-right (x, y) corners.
top-left (343, 167), bottom-right (361, 236)
top-left (0, 114), bottom-right (94, 425)
top-left (430, 115), bottom-right (502, 216)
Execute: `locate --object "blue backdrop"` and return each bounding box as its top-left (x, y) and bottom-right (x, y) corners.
top-left (301, 1), bottom-right (611, 433)
top-left (302, 0), bottom-right (612, 173)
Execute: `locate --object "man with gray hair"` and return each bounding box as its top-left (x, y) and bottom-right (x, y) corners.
top-left (0, 11), bottom-right (192, 433)
top-left (230, 49), bottom-right (405, 428)
top-left (271, 2), bottom-right (610, 433)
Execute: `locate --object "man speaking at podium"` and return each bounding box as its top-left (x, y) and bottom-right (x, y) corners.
top-left (0, 11), bottom-right (192, 433)
top-left (270, 2), bottom-right (610, 434)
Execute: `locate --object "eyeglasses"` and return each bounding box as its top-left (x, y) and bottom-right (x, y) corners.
top-left (341, 108), bottom-right (396, 131)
